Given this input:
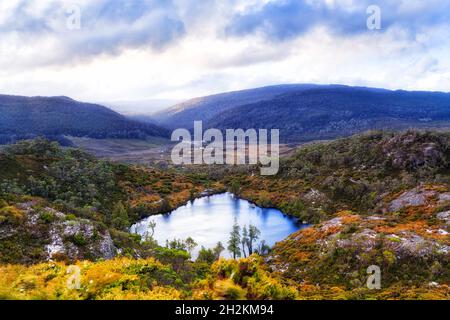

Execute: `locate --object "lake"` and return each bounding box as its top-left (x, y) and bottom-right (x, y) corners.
top-left (131, 193), bottom-right (308, 258)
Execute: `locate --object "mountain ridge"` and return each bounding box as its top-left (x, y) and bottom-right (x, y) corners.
top-left (153, 84), bottom-right (450, 142)
top-left (0, 94), bottom-right (169, 144)
top-left (153, 84), bottom-right (325, 127)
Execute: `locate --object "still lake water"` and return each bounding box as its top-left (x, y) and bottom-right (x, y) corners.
top-left (131, 193), bottom-right (308, 258)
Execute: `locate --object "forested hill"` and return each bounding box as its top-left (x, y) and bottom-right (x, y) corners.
top-left (0, 94), bottom-right (169, 144)
top-left (153, 84), bottom-right (319, 128)
top-left (155, 85), bottom-right (450, 142)
top-left (207, 86), bottom-right (450, 142)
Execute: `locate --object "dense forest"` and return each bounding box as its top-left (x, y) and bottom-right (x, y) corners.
top-left (206, 87), bottom-right (450, 142)
top-left (153, 84), bottom-right (318, 128)
top-left (0, 95), bottom-right (169, 144)
top-left (153, 84), bottom-right (450, 142)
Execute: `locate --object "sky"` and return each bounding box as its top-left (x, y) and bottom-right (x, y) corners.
top-left (1, 0), bottom-right (450, 112)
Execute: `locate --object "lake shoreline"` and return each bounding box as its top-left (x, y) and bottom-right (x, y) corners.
top-left (130, 193), bottom-right (308, 259)
top-left (135, 190), bottom-right (304, 223)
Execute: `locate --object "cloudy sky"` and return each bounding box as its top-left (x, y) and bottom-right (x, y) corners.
top-left (1, 0), bottom-right (450, 110)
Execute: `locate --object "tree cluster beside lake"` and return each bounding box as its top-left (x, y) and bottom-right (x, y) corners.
top-left (228, 219), bottom-right (269, 259)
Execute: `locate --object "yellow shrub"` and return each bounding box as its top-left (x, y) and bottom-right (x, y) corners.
top-left (0, 206), bottom-right (24, 222)
top-left (213, 279), bottom-right (246, 300)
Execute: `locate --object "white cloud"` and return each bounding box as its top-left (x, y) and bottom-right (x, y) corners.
top-left (0, 0), bottom-right (449, 109)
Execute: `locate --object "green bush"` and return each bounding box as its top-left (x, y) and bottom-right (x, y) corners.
top-left (39, 211), bottom-right (55, 224)
top-left (70, 233), bottom-right (88, 247)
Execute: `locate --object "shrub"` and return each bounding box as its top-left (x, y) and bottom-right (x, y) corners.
top-left (65, 214), bottom-right (77, 221)
top-left (70, 233), bottom-right (88, 247)
top-left (39, 211), bottom-right (55, 224)
top-left (211, 259), bottom-right (238, 279)
top-left (0, 206), bottom-right (23, 223)
top-left (214, 279), bottom-right (246, 300)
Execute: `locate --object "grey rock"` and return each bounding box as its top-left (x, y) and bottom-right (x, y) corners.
top-left (388, 187), bottom-right (435, 212)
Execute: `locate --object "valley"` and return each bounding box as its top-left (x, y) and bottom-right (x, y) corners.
top-left (0, 84), bottom-right (449, 301)
top-left (2, 0), bottom-right (450, 307)
top-left (0, 130), bottom-right (448, 300)
top-left (68, 136), bottom-right (298, 165)
top-left (68, 136), bottom-right (174, 164)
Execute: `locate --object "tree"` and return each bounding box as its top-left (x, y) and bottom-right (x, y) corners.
top-left (144, 220), bottom-right (157, 241)
top-left (241, 226), bottom-right (249, 258)
top-left (230, 179), bottom-right (241, 195)
top-left (155, 247), bottom-right (190, 272)
top-left (148, 220), bottom-right (157, 237)
top-left (196, 247), bottom-right (216, 264)
top-left (227, 219), bottom-right (241, 259)
top-left (256, 240), bottom-right (271, 255)
top-left (185, 237), bottom-right (198, 256)
top-left (111, 201), bottom-right (129, 230)
top-left (166, 239), bottom-right (187, 251)
top-left (213, 242), bottom-right (225, 260)
top-left (247, 225), bottom-right (261, 255)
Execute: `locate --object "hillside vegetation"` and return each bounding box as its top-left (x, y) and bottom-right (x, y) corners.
top-left (153, 84), bottom-right (314, 128)
top-left (219, 131), bottom-right (450, 223)
top-left (0, 95), bottom-right (169, 145)
top-left (207, 87), bottom-right (450, 142)
top-left (154, 84), bottom-right (450, 142)
top-left (0, 131), bottom-right (448, 300)
top-left (0, 138), bottom-right (222, 264)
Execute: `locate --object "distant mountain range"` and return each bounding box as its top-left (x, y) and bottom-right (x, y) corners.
top-left (1, 84), bottom-right (450, 146)
top-left (0, 95), bottom-right (169, 145)
top-left (153, 84), bottom-right (450, 142)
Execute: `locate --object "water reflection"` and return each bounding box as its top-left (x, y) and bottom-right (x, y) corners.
top-left (130, 193), bottom-right (308, 258)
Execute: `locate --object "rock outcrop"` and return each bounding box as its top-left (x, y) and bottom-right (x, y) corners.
top-left (0, 202), bottom-right (117, 264)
